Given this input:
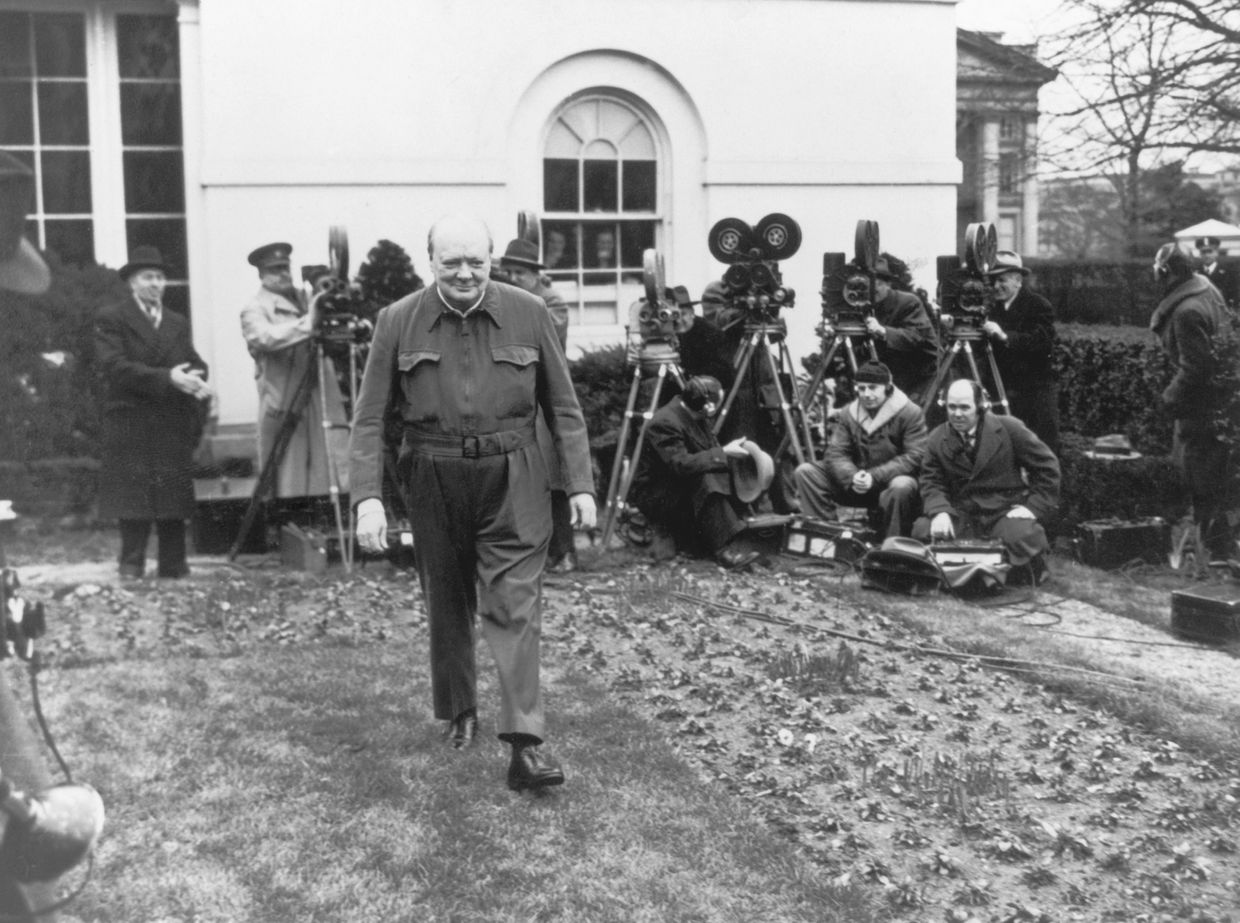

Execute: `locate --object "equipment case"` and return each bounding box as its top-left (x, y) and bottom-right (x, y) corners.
top-left (1074, 517), bottom-right (1170, 570)
top-left (783, 517), bottom-right (874, 563)
top-left (1170, 584), bottom-right (1240, 642)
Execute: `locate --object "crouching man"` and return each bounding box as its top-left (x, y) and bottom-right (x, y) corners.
top-left (793, 361), bottom-right (926, 538)
top-left (630, 376), bottom-right (769, 569)
top-left (913, 378), bottom-right (1060, 580)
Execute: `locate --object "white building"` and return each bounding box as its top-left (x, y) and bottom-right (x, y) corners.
top-left (2, 0), bottom-right (962, 442)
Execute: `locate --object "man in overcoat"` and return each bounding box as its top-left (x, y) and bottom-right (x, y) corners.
top-left (630, 375), bottom-right (765, 569)
top-left (350, 215), bottom-right (596, 791)
top-left (94, 245), bottom-right (211, 579)
top-left (913, 378), bottom-right (1060, 578)
top-left (981, 251), bottom-right (1060, 455)
top-left (1151, 242), bottom-right (1235, 563)
top-left (794, 361), bottom-right (927, 538)
top-left (240, 242), bottom-right (349, 498)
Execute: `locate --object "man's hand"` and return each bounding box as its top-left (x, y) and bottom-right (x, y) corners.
top-left (864, 316), bottom-right (886, 338)
top-left (722, 437), bottom-right (750, 458)
top-left (1005, 505), bottom-right (1035, 520)
top-left (929, 512), bottom-right (955, 540)
top-left (569, 493), bottom-right (597, 531)
top-left (982, 320), bottom-right (1007, 341)
top-left (851, 470), bottom-right (874, 494)
top-left (171, 363), bottom-right (211, 400)
top-left (355, 498), bottom-right (388, 553)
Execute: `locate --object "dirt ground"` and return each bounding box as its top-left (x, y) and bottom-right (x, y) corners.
top-left (7, 528), bottom-right (1240, 922)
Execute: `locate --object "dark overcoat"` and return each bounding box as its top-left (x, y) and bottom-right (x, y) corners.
top-left (630, 396), bottom-right (732, 524)
top-left (94, 297), bottom-right (207, 520)
top-left (987, 285), bottom-right (1060, 453)
top-left (1149, 274), bottom-right (1230, 443)
top-left (872, 289), bottom-right (940, 403)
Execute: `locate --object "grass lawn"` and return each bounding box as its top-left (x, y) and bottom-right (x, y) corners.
top-left (35, 642), bottom-right (871, 923)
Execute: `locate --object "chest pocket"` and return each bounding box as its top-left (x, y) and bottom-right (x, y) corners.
top-left (396, 350), bottom-right (442, 418)
top-left (491, 345), bottom-right (538, 368)
top-left (490, 344), bottom-right (539, 418)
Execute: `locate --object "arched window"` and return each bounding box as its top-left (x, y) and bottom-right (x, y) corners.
top-left (540, 95), bottom-right (662, 326)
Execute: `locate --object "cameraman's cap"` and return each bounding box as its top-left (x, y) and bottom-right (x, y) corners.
top-left (0, 151), bottom-right (51, 294)
top-left (985, 250), bottom-right (1031, 277)
top-left (872, 257), bottom-right (897, 281)
top-left (1196, 236), bottom-right (1221, 250)
top-left (855, 361), bottom-right (893, 386)
top-left (667, 284), bottom-right (698, 309)
top-left (248, 242), bottom-right (292, 270)
top-left (498, 238), bottom-right (544, 271)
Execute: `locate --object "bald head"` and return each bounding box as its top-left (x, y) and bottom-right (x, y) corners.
top-left (428, 214), bottom-right (494, 311)
top-left (944, 379), bottom-right (982, 434)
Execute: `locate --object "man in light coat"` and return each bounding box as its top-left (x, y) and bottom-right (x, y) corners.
top-left (794, 361), bottom-right (926, 538)
top-left (240, 242), bottom-right (349, 498)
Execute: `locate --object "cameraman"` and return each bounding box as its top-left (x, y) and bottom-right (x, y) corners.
top-left (240, 242), bottom-right (349, 498)
top-left (0, 150), bottom-right (59, 920)
top-left (980, 251), bottom-right (1059, 456)
top-left (822, 257), bottom-right (939, 405)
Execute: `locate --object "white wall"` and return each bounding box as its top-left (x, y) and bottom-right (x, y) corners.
top-left (190, 0), bottom-right (959, 426)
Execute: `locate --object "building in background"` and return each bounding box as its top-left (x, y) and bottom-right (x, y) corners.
top-left (956, 29), bottom-right (1057, 255)
top-left (0, 0), bottom-right (962, 446)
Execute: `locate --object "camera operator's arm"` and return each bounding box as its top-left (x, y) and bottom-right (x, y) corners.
top-left (874, 295), bottom-right (936, 353)
top-left (240, 293), bottom-right (312, 354)
top-left (987, 290), bottom-right (1054, 355)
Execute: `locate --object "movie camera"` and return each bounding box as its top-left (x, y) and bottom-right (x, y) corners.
top-left (707, 213), bottom-right (801, 327)
top-left (820, 220), bottom-right (882, 335)
top-left (936, 222), bottom-right (998, 340)
top-left (307, 226), bottom-right (371, 346)
top-left (625, 249), bottom-right (684, 365)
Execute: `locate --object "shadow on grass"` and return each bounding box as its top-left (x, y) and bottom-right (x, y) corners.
top-left (41, 645), bottom-right (874, 923)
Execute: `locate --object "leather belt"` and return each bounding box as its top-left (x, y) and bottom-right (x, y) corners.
top-left (403, 425), bottom-right (536, 458)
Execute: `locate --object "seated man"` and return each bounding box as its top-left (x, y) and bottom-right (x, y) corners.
top-left (629, 376), bottom-right (766, 569)
top-left (913, 378), bottom-right (1060, 578)
top-left (793, 361), bottom-right (926, 538)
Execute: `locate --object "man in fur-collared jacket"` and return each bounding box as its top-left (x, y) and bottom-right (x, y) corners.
top-left (794, 361), bottom-right (927, 538)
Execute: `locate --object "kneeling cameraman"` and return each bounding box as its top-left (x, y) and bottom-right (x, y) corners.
top-left (630, 376), bottom-right (767, 569)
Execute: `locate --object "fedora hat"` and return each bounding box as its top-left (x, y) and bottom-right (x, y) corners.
top-left (0, 151), bottom-right (50, 294)
top-left (872, 257), bottom-right (897, 281)
top-left (729, 441), bottom-right (775, 504)
top-left (985, 250), bottom-right (1031, 277)
top-left (119, 244), bottom-right (168, 281)
top-left (1082, 434), bottom-right (1142, 462)
top-left (499, 238), bottom-right (544, 271)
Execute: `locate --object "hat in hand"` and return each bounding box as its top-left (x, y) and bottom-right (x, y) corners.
top-left (985, 250), bottom-right (1031, 277)
top-left (1082, 434), bottom-right (1142, 462)
top-left (854, 361), bottom-right (893, 386)
top-left (499, 238), bottom-right (544, 271)
top-left (0, 151), bottom-right (50, 294)
top-left (729, 441), bottom-right (775, 504)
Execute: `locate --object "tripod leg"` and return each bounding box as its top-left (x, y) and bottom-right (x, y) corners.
top-left (600, 365), bottom-right (645, 547)
top-left (317, 350), bottom-right (352, 571)
top-left (922, 340), bottom-right (963, 412)
top-left (714, 332), bottom-right (758, 437)
top-left (615, 364), bottom-right (672, 522)
top-left (961, 341), bottom-right (987, 393)
top-left (981, 340), bottom-right (1011, 413)
top-left (767, 337), bottom-right (810, 465)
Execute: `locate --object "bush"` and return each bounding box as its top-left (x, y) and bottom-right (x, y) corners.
top-left (568, 345), bottom-right (629, 445)
top-left (1055, 434), bottom-right (1185, 533)
top-left (1025, 259), bottom-right (1159, 327)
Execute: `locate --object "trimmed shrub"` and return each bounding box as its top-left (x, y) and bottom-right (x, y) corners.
top-left (1025, 259), bottom-right (1158, 327)
top-left (1055, 434), bottom-right (1185, 533)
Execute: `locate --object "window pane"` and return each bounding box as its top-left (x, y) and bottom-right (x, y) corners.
top-left (543, 159), bottom-right (577, 212)
top-left (38, 82), bottom-right (88, 144)
top-left (0, 83), bottom-right (34, 145)
top-left (622, 160), bottom-right (656, 212)
top-left (127, 218), bottom-right (186, 279)
top-left (124, 151), bottom-right (184, 213)
top-left (33, 14), bottom-right (85, 78)
top-left (582, 224), bottom-right (617, 269)
top-left (541, 221), bottom-right (578, 270)
top-left (41, 150), bottom-right (91, 213)
top-left (117, 15), bottom-right (179, 79)
top-left (0, 14), bottom-right (32, 78)
top-left (620, 222), bottom-right (655, 268)
top-left (43, 218), bottom-right (93, 266)
top-left (120, 83), bottom-right (182, 145)
top-left (583, 160), bottom-right (617, 212)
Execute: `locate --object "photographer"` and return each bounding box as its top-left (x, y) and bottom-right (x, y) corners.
top-left (793, 361), bottom-right (926, 539)
top-left (240, 242), bottom-right (349, 498)
top-left (980, 251), bottom-right (1059, 456)
top-left (822, 257), bottom-right (939, 404)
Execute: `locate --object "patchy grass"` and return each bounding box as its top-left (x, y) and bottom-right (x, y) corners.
top-left (37, 644), bottom-right (874, 923)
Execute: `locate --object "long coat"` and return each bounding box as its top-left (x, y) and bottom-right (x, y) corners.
top-left (241, 286), bottom-right (349, 498)
top-left (871, 289), bottom-right (940, 404)
top-left (986, 285), bottom-right (1059, 453)
top-left (94, 297), bottom-right (208, 520)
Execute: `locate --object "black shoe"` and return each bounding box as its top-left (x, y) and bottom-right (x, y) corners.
top-left (507, 744), bottom-right (565, 791)
top-left (715, 546), bottom-right (760, 570)
top-left (446, 709), bottom-right (477, 749)
top-left (547, 552), bottom-right (577, 574)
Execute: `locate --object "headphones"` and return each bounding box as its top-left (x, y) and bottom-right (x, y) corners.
top-left (936, 379), bottom-right (991, 413)
top-left (682, 375), bottom-right (724, 412)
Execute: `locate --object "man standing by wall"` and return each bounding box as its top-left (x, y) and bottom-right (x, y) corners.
top-left (350, 215), bottom-right (596, 791)
top-left (240, 243), bottom-right (349, 498)
top-left (1151, 242), bottom-right (1235, 564)
top-left (981, 250), bottom-right (1060, 456)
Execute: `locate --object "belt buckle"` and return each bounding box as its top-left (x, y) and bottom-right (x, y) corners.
top-left (462, 435), bottom-right (480, 458)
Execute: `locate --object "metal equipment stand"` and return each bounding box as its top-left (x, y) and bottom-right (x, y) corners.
top-left (920, 326), bottom-right (1010, 415)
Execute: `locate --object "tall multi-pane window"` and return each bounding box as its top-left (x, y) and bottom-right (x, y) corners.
top-left (0, 6), bottom-right (187, 311)
top-left (541, 96), bottom-right (662, 327)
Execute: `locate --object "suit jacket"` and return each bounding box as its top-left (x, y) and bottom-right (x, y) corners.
top-left (920, 412), bottom-right (1060, 524)
top-left (93, 296), bottom-right (208, 519)
top-left (990, 286), bottom-right (1056, 385)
